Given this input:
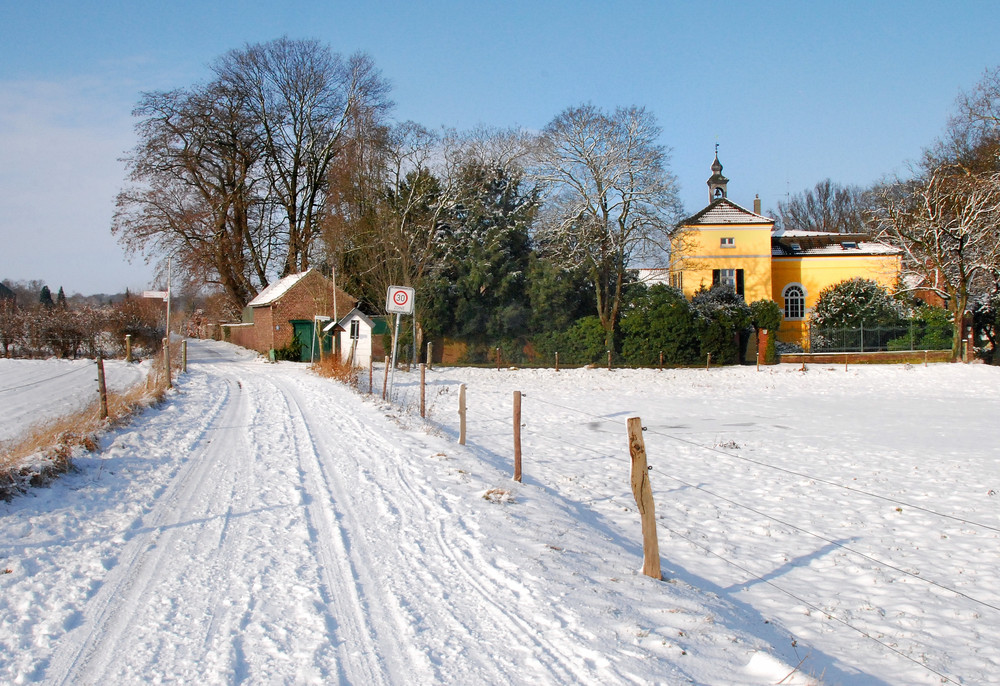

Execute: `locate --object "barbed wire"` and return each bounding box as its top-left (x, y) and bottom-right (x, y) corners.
top-left (0, 363), bottom-right (95, 394)
top-left (521, 393), bottom-right (1000, 536)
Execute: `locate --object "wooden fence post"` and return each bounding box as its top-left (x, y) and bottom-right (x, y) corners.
top-left (163, 338), bottom-right (172, 389)
top-left (626, 417), bottom-right (661, 580)
top-left (427, 342), bottom-right (433, 370)
top-left (96, 357), bottom-right (109, 420)
top-left (382, 355), bottom-right (390, 401)
top-left (420, 363), bottom-right (426, 418)
top-left (125, 334), bottom-right (132, 363)
top-left (182, 339), bottom-right (188, 373)
top-left (496, 347), bottom-right (501, 371)
top-left (369, 356), bottom-right (374, 393)
top-left (706, 352), bottom-right (711, 371)
top-left (607, 350), bottom-right (612, 371)
top-left (513, 390), bottom-right (522, 482)
top-left (659, 351), bottom-right (663, 371)
top-left (458, 384), bottom-right (467, 445)
top-left (555, 351), bottom-right (559, 372)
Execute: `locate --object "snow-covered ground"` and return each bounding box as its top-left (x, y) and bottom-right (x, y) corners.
top-left (0, 357), bottom-right (150, 442)
top-left (1, 340), bottom-right (997, 684)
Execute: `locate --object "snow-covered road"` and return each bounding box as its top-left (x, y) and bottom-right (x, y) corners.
top-left (2, 341), bottom-right (809, 685)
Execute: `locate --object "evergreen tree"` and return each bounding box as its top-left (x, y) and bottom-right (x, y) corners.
top-left (692, 285), bottom-right (752, 364)
top-left (39, 286), bottom-right (54, 309)
top-left (425, 163), bottom-right (538, 343)
top-left (56, 287), bottom-right (67, 309)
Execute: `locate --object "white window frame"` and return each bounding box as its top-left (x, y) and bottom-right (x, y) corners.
top-left (720, 237), bottom-right (735, 248)
top-left (349, 319), bottom-right (361, 340)
top-left (782, 283), bottom-right (806, 320)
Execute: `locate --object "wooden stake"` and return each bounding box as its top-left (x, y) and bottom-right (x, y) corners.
top-left (163, 337), bottom-right (172, 389)
top-left (924, 349), bottom-right (928, 367)
top-left (427, 341), bottom-right (433, 370)
top-left (496, 347), bottom-right (501, 371)
top-left (756, 350), bottom-right (760, 372)
top-left (420, 363), bottom-right (426, 418)
top-left (382, 355), bottom-right (390, 401)
top-left (607, 350), bottom-right (612, 371)
top-left (706, 352), bottom-right (711, 370)
top-left (626, 417), bottom-right (661, 580)
top-left (555, 351), bottom-right (559, 372)
top-left (96, 357), bottom-right (109, 420)
top-left (458, 384), bottom-right (467, 445)
top-left (659, 351), bottom-right (663, 371)
top-left (182, 339), bottom-right (188, 373)
top-left (513, 390), bottom-right (522, 482)
top-left (125, 334), bottom-right (132, 363)
top-left (369, 356), bottom-right (374, 393)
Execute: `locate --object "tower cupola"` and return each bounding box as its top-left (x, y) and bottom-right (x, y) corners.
top-left (707, 146), bottom-right (729, 202)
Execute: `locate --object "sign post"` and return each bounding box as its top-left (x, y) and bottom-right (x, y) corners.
top-left (385, 286), bottom-right (415, 401)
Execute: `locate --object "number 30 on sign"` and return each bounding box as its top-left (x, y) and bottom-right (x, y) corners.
top-left (385, 286), bottom-right (415, 314)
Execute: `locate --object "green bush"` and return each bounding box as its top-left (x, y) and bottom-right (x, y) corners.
top-left (692, 286), bottom-right (752, 365)
top-left (620, 285), bottom-right (702, 366)
top-left (532, 316), bottom-right (607, 365)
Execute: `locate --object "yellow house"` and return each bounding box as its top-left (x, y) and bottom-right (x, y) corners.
top-left (655, 154), bottom-right (902, 349)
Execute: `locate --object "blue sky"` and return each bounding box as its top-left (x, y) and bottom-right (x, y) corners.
top-left (2, 1), bottom-right (998, 294)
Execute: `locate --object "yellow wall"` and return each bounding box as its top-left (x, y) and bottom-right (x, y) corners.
top-left (772, 254), bottom-right (902, 348)
top-left (672, 224), bottom-right (773, 302)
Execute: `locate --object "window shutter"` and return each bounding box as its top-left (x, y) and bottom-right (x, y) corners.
top-left (712, 269), bottom-right (721, 286)
top-left (736, 270), bottom-right (745, 297)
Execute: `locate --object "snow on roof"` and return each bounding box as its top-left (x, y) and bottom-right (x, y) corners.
top-left (681, 198), bottom-right (773, 226)
top-left (247, 270), bottom-right (312, 307)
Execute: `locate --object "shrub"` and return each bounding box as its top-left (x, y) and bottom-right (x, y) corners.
top-left (532, 316), bottom-right (607, 365)
top-left (692, 286), bottom-right (752, 365)
top-left (620, 285), bottom-right (701, 366)
top-left (811, 278), bottom-right (906, 330)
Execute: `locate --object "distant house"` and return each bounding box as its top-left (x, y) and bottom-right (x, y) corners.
top-left (649, 153), bottom-right (902, 349)
top-left (224, 270), bottom-right (357, 361)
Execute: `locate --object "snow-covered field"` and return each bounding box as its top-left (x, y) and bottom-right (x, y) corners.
top-left (1, 340), bottom-right (997, 685)
top-left (0, 357), bottom-right (150, 442)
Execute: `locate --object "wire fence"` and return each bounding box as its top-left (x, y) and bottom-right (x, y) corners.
top-left (810, 323), bottom-right (951, 353)
top-left (361, 363), bottom-right (989, 684)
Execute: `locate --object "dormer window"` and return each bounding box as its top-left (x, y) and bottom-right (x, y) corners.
top-left (841, 241), bottom-right (858, 250)
top-left (790, 243), bottom-right (801, 252)
top-left (720, 237), bottom-right (734, 248)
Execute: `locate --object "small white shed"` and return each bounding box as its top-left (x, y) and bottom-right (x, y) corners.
top-left (332, 308), bottom-right (378, 366)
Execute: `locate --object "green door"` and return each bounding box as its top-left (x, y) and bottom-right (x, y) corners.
top-left (291, 321), bottom-right (314, 362)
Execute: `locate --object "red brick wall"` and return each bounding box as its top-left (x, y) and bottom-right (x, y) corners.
top-left (230, 271), bottom-right (356, 355)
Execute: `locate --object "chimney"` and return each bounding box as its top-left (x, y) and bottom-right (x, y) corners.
top-left (753, 194), bottom-right (761, 215)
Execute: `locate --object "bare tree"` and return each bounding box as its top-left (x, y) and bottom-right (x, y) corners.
top-left (217, 38), bottom-right (391, 277)
top-left (114, 82), bottom-right (276, 310)
top-left (532, 104), bottom-right (683, 348)
top-left (874, 161), bottom-right (1000, 359)
top-left (772, 179), bottom-right (871, 234)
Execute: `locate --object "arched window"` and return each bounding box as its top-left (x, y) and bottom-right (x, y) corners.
top-left (782, 284), bottom-right (805, 320)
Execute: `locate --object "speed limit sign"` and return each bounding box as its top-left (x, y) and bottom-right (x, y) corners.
top-left (385, 285), bottom-right (415, 314)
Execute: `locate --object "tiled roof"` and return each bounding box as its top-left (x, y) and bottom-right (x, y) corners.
top-left (681, 198), bottom-right (773, 226)
top-left (771, 233), bottom-right (901, 257)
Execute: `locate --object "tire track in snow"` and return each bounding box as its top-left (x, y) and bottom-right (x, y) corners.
top-left (46, 371), bottom-right (246, 683)
top-left (276, 376), bottom-right (596, 683)
top-left (262, 373), bottom-right (404, 685)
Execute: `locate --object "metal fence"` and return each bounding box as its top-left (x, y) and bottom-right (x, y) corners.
top-left (810, 323), bottom-right (950, 353)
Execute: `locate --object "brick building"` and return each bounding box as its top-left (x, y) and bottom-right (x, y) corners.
top-left (225, 270), bottom-right (357, 360)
